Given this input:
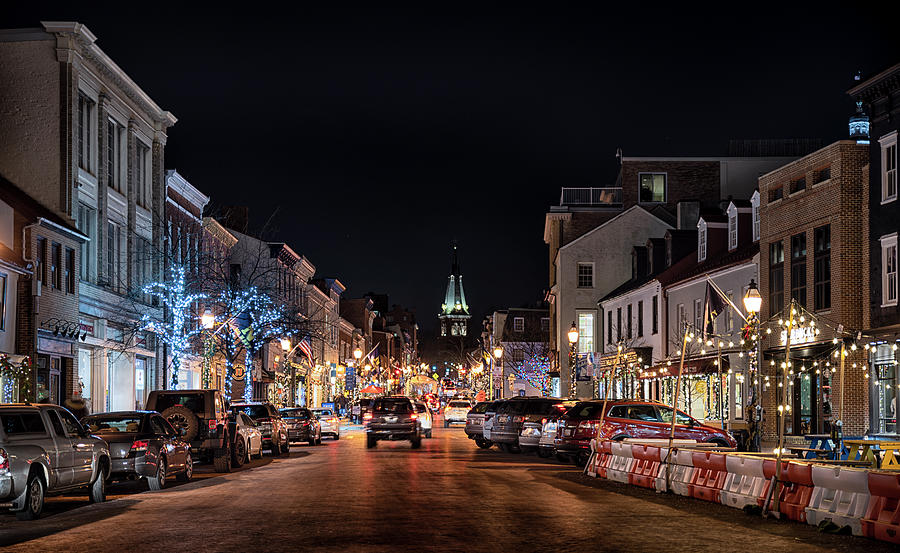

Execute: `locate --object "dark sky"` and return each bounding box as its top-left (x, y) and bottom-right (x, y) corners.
top-left (4, 4), bottom-right (897, 336)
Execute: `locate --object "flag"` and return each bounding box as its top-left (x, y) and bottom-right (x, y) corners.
top-left (298, 335), bottom-right (314, 365)
top-left (366, 344), bottom-right (380, 365)
top-left (703, 281), bottom-right (727, 340)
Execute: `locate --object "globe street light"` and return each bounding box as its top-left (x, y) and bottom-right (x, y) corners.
top-left (743, 279), bottom-right (763, 452)
top-left (568, 321), bottom-right (579, 398)
top-left (743, 279), bottom-right (762, 315)
top-left (200, 309), bottom-right (215, 388)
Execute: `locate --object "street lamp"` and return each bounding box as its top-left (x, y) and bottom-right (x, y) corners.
top-left (743, 279), bottom-right (763, 452)
top-left (568, 322), bottom-right (579, 398)
top-left (200, 309), bottom-right (215, 389)
top-left (492, 346), bottom-right (503, 399)
top-left (280, 338), bottom-right (297, 407)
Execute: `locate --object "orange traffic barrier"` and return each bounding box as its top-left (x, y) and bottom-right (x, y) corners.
top-left (629, 444), bottom-right (662, 489)
top-left (688, 451), bottom-right (728, 503)
top-left (862, 472), bottom-right (900, 544)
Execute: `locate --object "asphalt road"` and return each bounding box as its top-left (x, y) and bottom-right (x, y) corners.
top-left (0, 420), bottom-right (893, 552)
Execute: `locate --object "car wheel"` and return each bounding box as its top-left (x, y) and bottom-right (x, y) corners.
top-left (366, 435), bottom-right (377, 449)
top-left (308, 435), bottom-right (317, 446)
top-left (411, 438), bottom-right (422, 449)
top-left (177, 453), bottom-right (193, 482)
top-left (89, 464), bottom-right (107, 503)
top-left (214, 445), bottom-right (232, 473)
top-left (148, 457), bottom-right (167, 490)
top-left (15, 472), bottom-right (45, 520)
top-left (232, 439), bottom-right (246, 468)
top-left (281, 437), bottom-right (290, 455)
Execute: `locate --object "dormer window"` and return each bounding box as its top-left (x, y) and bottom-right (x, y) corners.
top-left (727, 203), bottom-right (738, 251)
top-left (750, 191), bottom-right (760, 242)
top-left (698, 219), bottom-right (708, 262)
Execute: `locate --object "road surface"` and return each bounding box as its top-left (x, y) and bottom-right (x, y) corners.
top-left (0, 421), bottom-right (890, 552)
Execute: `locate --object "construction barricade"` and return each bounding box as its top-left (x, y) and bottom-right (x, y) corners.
top-left (759, 461), bottom-right (814, 523)
top-left (667, 448), bottom-right (696, 497)
top-left (629, 444), bottom-right (663, 489)
top-left (606, 441), bottom-right (634, 484)
top-left (721, 455), bottom-right (766, 510)
top-left (862, 472), bottom-right (900, 544)
top-left (805, 464), bottom-right (871, 536)
top-left (688, 451), bottom-right (728, 503)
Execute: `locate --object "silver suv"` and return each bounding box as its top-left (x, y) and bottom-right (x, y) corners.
top-left (1, 404), bottom-right (111, 520)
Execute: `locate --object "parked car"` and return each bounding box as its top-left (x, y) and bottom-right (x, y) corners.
top-left (482, 400), bottom-right (505, 443)
top-left (489, 397), bottom-right (566, 453)
top-left (465, 401), bottom-right (494, 448)
top-left (232, 401), bottom-right (290, 454)
top-left (351, 399), bottom-right (375, 424)
top-left (279, 407), bottom-right (321, 446)
top-left (555, 399), bottom-right (738, 466)
top-left (146, 389), bottom-right (232, 472)
top-left (228, 411), bottom-right (263, 466)
top-left (413, 402), bottom-right (433, 438)
top-left (519, 399), bottom-right (576, 454)
top-left (538, 401), bottom-right (577, 459)
top-left (1, 404), bottom-right (111, 520)
top-left (82, 411), bottom-right (192, 490)
top-left (442, 399), bottom-right (472, 427)
top-left (365, 396), bottom-right (422, 449)
top-left (311, 408), bottom-right (341, 440)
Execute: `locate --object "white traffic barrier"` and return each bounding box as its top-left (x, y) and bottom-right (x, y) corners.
top-left (586, 439), bottom-right (599, 477)
top-left (721, 455), bottom-right (766, 509)
top-left (667, 449), bottom-right (695, 497)
top-left (653, 447), bottom-right (670, 493)
top-left (805, 464), bottom-right (871, 536)
top-left (606, 441), bottom-right (634, 484)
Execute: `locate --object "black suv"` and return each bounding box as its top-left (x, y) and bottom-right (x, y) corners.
top-left (230, 401), bottom-right (289, 455)
top-left (145, 389), bottom-right (232, 472)
top-left (365, 396), bottom-right (422, 449)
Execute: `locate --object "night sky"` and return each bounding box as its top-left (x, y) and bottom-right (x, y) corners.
top-left (3, 5), bottom-right (896, 337)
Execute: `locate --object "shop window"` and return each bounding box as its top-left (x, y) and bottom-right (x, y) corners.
top-left (872, 344), bottom-right (897, 435)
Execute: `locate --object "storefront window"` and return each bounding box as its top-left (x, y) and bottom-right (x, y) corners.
top-left (873, 344), bottom-right (897, 435)
top-left (78, 349), bottom-right (92, 404)
top-left (135, 357), bottom-right (147, 409)
top-left (733, 371), bottom-right (743, 420)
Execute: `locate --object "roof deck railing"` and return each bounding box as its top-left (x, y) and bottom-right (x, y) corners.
top-left (559, 187), bottom-right (623, 206)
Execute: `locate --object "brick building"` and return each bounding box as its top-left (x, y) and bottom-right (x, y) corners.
top-left (758, 140), bottom-right (869, 438)
top-left (849, 62), bottom-right (900, 437)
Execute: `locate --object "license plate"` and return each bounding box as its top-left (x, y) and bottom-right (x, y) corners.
top-left (386, 416), bottom-right (398, 423)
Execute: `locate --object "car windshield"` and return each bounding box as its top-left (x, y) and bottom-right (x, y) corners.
top-left (280, 409), bottom-right (310, 420)
top-left (153, 393), bottom-right (205, 414)
top-left (82, 415), bottom-right (144, 433)
top-left (449, 401), bottom-right (470, 408)
top-left (234, 405), bottom-right (271, 419)
top-left (1, 412), bottom-right (46, 434)
top-left (373, 399), bottom-right (412, 413)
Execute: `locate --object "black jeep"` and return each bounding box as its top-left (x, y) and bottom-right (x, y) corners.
top-left (145, 389), bottom-right (232, 472)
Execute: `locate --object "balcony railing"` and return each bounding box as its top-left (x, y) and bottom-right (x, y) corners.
top-left (559, 187), bottom-right (623, 206)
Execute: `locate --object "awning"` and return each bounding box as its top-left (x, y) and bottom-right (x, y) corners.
top-left (640, 355), bottom-right (729, 379)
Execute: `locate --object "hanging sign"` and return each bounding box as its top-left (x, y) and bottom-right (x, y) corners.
top-left (779, 326), bottom-right (817, 346)
top-left (232, 364), bottom-right (246, 381)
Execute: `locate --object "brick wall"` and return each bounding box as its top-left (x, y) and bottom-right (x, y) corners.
top-left (758, 141), bottom-right (869, 438)
top-left (620, 161), bottom-right (721, 209)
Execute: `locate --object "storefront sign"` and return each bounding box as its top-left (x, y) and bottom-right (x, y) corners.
top-left (232, 364), bottom-right (246, 381)
top-left (779, 326), bottom-right (817, 346)
top-left (37, 336), bottom-right (74, 356)
top-left (79, 320), bottom-right (94, 335)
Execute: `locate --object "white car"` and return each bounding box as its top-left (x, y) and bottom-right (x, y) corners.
top-left (232, 411), bottom-right (263, 465)
top-left (443, 400), bottom-right (473, 427)
top-left (414, 402), bottom-right (433, 438)
top-left (312, 408), bottom-right (342, 440)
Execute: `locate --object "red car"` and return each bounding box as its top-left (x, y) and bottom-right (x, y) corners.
top-left (554, 399), bottom-right (737, 465)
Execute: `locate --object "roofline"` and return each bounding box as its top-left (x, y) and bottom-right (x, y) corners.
top-left (757, 140), bottom-right (862, 180)
top-left (622, 156), bottom-right (799, 162)
top-left (848, 62), bottom-right (900, 95)
top-left (38, 217), bottom-right (89, 242)
top-left (558, 205), bottom-right (671, 253)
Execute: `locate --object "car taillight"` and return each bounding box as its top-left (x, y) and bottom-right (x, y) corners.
top-left (541, 418), bottom-right (548, 425)
top-left (130, 440), bottom-right (149, 453)
top-left (208, 419), bottom-right (218, 431)
top-left (410, 413), bottom-right (418, 420)
top-left (363, 413), bottom-right (373, 421)
top-left (0, 448), bottom-right (8, 471)
top-left (331, 417), bottom-right (339, 424)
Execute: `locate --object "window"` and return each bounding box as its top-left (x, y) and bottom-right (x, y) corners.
top-left (616, 308), bottom-right (622, 341)
top-left (882, 132), bottom-right (898, 204)
top-left (698, 221), bottom-right (707, 262)
top-left (107, 221), bottom-right (121, 290)
top-left (107, 120), bottom-right (123, 192)
top-left (639, 173), bottom-right (666, 203)
top-left (513, 317), bottom-right (524, 332)
top-left (651, 295), bottom-right (658, 335)
top-left (577, 263), bottom-right (593, 288)
top-left (577, 312), bottom-right (594, 354)
top-left (607, 310), bottom-right (613, 344)
top-left (790, 233), bottom-right (807, 308)
top-left (814, 166), bottom-right (831, 184)
top-left (540, 317), bottom-right (550, 332)
top-left (768, 185), bottom-right (783, 202)
top-left (56, 409), bottom-right (84, 437)
top-left (769, 241), bottom-right (784, 316)
top-left (0, 413), bottom-right (47, 435)
top-left (814, 225), bottom-right (831, 310)
top-left (36, 237), bottom-right (46, 284)
top-left (676, 303), bottom-right (685, 333)
top-left (751, 191), bottom-right (760, 242)
top-left (76, 204), bottom-right (96, 282)
top-left (0, 273), bottom-right (6, 331)
top-left (65, 248), bottom-right (75, 293)
top-left (724, 290), bottom-right (734, 333)
top-left (77, 93), bottom-right (95, 174)
top-left (881, 234), bottom-right (898, 307)
top-left (693, 298), bottom-right (702, 331)
top-left (136, 142), bottom-right (151, 208)
top-left (51, 242), bottom-right (61, 290)
top-left (637, 300), bottom-right (644, 338)
top-left (789, 176), bottom-right (806, 194)
top-left (728, 211), bottom-right (737, 250)
top-left (626, 304), bottom-right (633, 339)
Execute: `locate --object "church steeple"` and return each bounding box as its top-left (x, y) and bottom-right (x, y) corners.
top-left (439, 245), bottom-right (471, 337)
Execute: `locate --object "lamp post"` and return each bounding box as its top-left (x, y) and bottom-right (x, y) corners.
top-left (280, 338), bottom-right (295, 407)
top-left (353, 347), bottom-right (363, 402)
top-left (568, 321), bottom-right (579, 399)
top-left (201, 309), bottom-right (215, 389)
top-left (743, 279), bottom-right (763, 452)
top-left (493, 346), bottom-right (503, 399)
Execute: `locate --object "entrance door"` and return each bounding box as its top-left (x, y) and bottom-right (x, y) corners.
top-left (50, 357), bottom-right (61, 404)
top-left (793, 373), bottom-right (818, 435)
